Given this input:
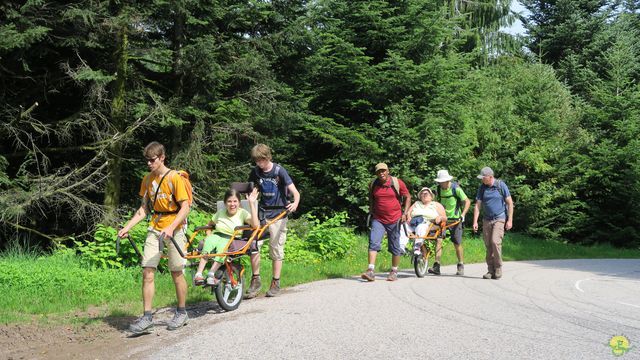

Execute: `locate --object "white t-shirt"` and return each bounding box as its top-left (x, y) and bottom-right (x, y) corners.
top-left (411, 201), bottom-right (439, 222)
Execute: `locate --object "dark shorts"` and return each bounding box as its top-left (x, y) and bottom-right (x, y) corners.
top-left (449, 221), bottom-right (463, 245)
top-left (369, 219), bottom-right (403, 256)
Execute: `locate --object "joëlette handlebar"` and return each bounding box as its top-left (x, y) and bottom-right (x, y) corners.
top-left (157, 232), bottom-right (186, 258)
top-left (258, 205), bottom-right (290, 222)
top-left (116, 234), bottom-right (143, 259)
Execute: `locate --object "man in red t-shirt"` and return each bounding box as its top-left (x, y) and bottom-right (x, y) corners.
top-left (362, 163), bottom-right (411, 282)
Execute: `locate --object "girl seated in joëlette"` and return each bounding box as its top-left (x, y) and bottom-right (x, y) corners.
top-left (194, 187), bottom-right (259, 286)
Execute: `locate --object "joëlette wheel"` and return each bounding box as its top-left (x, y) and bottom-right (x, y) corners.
top-left (214, 264), bottom-right (245, 311)
top-left (414, 245), bottom-right (430, 278)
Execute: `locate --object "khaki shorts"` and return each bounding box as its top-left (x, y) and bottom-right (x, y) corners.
top-left (141, 229), bottom-right (187, 272)
top-left (263, 218), bottom-right (288, 261)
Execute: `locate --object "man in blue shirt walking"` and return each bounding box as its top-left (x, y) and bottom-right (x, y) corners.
top-left (472, 167), bottom-right (514, 280)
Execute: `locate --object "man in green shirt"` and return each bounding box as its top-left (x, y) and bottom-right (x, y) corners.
top-left (433, 170), bottom-right (471, 275)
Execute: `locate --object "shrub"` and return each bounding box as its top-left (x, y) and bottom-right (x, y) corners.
top-left (64, 209), bottom-right (213, 269)
top-left (261, 212), bottom-right (359, 263)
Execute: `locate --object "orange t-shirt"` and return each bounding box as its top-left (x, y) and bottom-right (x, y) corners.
top-left (139, 170), bottom-right (189, 231)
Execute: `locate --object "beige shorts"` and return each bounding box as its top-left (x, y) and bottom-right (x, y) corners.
top-left (141, 228), bottom-right (187, 272)
top-left (264, 218), bottom-right (288, 261)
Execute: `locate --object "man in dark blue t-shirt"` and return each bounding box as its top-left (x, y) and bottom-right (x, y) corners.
top-left (472, 167), bottom-right (514, 280)
top-left (245, 144), bottom-right (300, 299)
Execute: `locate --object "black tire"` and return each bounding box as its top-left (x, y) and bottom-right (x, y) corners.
top-left (414, 245), bottom-right (430, 278)
top-left (214, 264), bottom-right (245, 311)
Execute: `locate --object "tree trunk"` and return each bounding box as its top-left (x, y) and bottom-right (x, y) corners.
top-left (170, 1), bottom-right (186, 158)
top-left (104, 28), bottom-right (128, 222)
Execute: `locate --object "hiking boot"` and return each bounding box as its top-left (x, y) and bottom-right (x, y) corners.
top-left (387, 269), bottom-right (398, 281)
top-left (493, 268), bottom-right (502, 280)
top-left (456, 263), bottom-right (464, 276)
top-left (428, 262), bottom-right (441, 275)
top-left (361, 269), bottom-right (375, 282)
top-left (245, 275), bottom-right (262, 299)
top-left (167, 311), bottom-right (188, 331)
top-left (129, 315), bottom-right (153, 334)
top-left (483, 272), bottom-right (493, 279)
top-left (266, 279), bottom-right (281, 297)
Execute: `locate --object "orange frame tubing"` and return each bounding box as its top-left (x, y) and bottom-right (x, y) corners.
top-left (167, 210), bottom-right (289, 261)
top-left (407, 219), bottom-right (461, 242)
top-left (156, 210), bottom-right (288, 288)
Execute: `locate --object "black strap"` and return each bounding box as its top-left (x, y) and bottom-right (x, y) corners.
top-left (150, 169), bottom-right (173, 214)
top-left (437, 182), bottom-right (462, 213)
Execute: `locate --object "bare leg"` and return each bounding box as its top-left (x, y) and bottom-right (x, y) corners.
top-left (435, 238), bottom-right (443, 263)
top-left (454, 243), bottom-right (464, 263)
top-left (171, 271), bottom-right (187, 308)
top-left (196, 258), bottom-right (208, 275)
top-left (210, 261), bottom-right (223, 273)
top-left (142, 267), bottom-right (155, 312)
top-left (250, 252), bottom-right (260, 276)
top-left (272, 259), bottom-right (283, 279)
top-left (368, 250), bottom-right (378, 266)
top-left (391, 255), bottom-right (400, 268)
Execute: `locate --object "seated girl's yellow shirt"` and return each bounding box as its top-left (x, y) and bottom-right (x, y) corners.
top-left (139, 171), bottom-right (189, 231)
top-left (411, 201), bottom-right (439, 222)
top-left (211, 208), bottom-right (251, 235)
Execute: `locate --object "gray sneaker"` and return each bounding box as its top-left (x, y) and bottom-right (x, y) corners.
top-left (129, 316), bottom-right (153, 334)
top-left (387, 269), bottom-right (398, 281)
top-left (266, 279), bottom-right (281, 297)
top-left (493, 268), bottom-right (502, 280)
top-left (167, 311), bottom-right (188, 331)
top-left (245, 275), bottom-right (262, 299)
top-left (483, 272), bottom-right (493, 279)
top-left (456, 263), bottom-right (464, 276)
top-left (361, 269), bottom-right (375, 282)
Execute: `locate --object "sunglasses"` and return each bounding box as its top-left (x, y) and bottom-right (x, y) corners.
top-left (145, 157), bottom-right (158, 163)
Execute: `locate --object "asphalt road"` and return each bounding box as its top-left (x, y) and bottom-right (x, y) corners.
top-left (132, 259), bottom-right (640, 359)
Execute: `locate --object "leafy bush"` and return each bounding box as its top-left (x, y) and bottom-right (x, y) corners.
top-left (261, 212), bottom-right (359, 263)
top-left (63, 209), bottom-right (213, 269)
top-left (69, 208), bottom-right (358, 268)
top-left (305, 212), bottom-right (358, 260)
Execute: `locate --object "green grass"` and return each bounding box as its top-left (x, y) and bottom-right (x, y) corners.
top-left (2, 231), bottom-right (639, 325)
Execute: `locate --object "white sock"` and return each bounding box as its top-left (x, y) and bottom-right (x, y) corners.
top-left (391, 266), bottom-right (398, 272)
top-left (368, 264), bottom-right (375, 270)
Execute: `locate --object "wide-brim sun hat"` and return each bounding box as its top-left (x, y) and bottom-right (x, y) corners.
top-left (418, 187), bottom-right (433, 197)
top-left (434, 170), bottom-right (454, 183)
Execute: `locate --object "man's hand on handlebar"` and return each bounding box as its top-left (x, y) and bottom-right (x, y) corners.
top-left (161, 227), bottom-right (174, 239)
top-left (118, 228), bottom-right (129, 238)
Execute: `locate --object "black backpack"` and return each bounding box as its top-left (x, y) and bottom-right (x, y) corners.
top-left (435, 181), bottom-right (464, 216)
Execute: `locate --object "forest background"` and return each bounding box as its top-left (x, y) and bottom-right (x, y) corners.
top-left (1, 0), bottom-right (639, 251)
